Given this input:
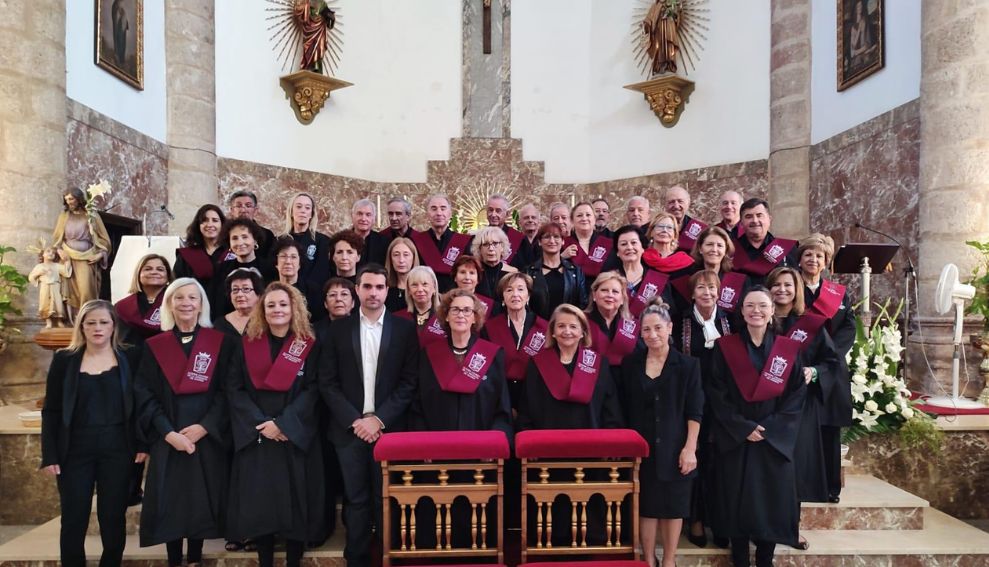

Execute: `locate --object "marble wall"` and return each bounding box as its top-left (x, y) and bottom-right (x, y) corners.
top-left (218, 137), bottom-right (768, 236)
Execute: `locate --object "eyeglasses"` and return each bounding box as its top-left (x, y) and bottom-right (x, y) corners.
top-left (230, 287), bottom-right (255, 295)
top-left (653, 224), bottom-right (676, 232)
top-left (480, 241), bottom-right (502, 248)
top-left (449, 306), bottom-right (476, 316)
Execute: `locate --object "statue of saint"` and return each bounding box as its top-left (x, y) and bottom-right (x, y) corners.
top-left (51, 188), bottom-right (112, 321)
top-left (293, 0), bottom-right (337, 74)
top-left (643, 0), bottom-right (681, 75)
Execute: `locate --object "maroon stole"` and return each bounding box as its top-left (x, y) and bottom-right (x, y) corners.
top-left (717, 334), bottom-right (800, 402)
top-left (419, 314), bottom-right (447, 346)
top-left (670, 274), bottom-right (692, 303)
top-left (565, 234), bottom-right (612, 278)
top-left (589, 318), bottom-right (639, 366)
top-left (629, 269), bottom-right (669, 317)
top-left (477, 293), bottom-right (495, 315)
top-left (177, 247), bottom-right (216, 280)
top-left (786, 313), bottom-right (830, 353)
top-left (532, 347), bottom-right (601, 404)
top-left (732, 238), bottom-right (797, 277)
top-left (115, 293), bottom-right (163, 336)
top-left (680, 314), bottom-right (731, 356)
top-left (147, 328), bottom-right (224, 395)
top-left (243, 334), bottom-right (315, 392)
top-left (425, 338), bottom-right (501, 394)
top-left (808, 280), bottom-right (846, 319)
top-left (678, 217), bottom-right (708, 251)
top-left (503, 226), bottom-right (525, 264)
top-left (411, 229), bottom-right (471, 276)
top-left (717, 272), bottom-right (747, 312)
top-left (484, 314), bottom-right (549, 380)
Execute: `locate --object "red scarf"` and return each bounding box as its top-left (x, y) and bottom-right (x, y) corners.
top-left (642, 248), bottom-right (695, 273)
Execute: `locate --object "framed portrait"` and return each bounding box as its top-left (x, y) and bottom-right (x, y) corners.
top-left (95, 0), bottom-right (144, 90)
top-left (837, 0), bottom-right (884, 91)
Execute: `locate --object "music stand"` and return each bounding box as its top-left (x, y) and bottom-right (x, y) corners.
top-left (833, 243), bottom-right (900, 331)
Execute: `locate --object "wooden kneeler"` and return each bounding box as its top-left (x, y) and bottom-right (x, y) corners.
top-left (374, 431), bottom-right (510, 566)
top-left (515, 429), bottom-right (650, 563)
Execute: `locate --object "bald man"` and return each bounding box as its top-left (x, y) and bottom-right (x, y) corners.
top-left (664, 185), bottom-right (707, 252)
top-left (714, 190), bottom-right (744, 238)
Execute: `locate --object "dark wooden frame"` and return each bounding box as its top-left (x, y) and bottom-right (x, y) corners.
top-left (95, 0), bottom-right (144, 90)
top-left (837, 0), bottom-right (884, 91)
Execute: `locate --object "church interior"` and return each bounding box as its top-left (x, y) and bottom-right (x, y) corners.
top-left (2, 0), bottom-right (989, 565)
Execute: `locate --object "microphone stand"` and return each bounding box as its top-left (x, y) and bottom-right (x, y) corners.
top-left (854, 222), bottom-right (915, 382)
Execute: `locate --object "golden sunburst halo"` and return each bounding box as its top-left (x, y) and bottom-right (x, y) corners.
top-left (450, 181), bottom-right (525, 233)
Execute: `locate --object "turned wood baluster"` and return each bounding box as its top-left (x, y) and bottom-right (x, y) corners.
top-left (571, 500), bottom-right (578, 546)
top-left (400, 504), bottom-right (408, 550)
top-left (546, 502), bottom-right (554, 548)
top-left (606, 500), bottom-right (614, 546)
top-left (410, 504), bottom-right (417, 551)
top-left (444, 504), bottom-right (453, 549)
top-left (580, 501), bottom-right (588, 547)
top-left (480, 505), bottom-right (488, 549)
top-left (471, 502), bottom-right (478, 550)
top-left (435, 506), bottom-right (442, 550)
top-left (616, 502), bottom-right (622, 544)
top-left (537, 502), bottom-right (544, 548)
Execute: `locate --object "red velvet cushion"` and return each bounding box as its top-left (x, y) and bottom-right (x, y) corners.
top-left (515, 429), bottom-right (649, 459)
top-left (406, 565), bottom-right (507, 567)
top-left (373, 430), bottom-right (510, 461)
top-left (520, 562), bottom-right (648, 567)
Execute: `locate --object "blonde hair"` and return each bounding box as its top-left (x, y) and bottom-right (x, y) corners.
top-left (436, 288), bottom-right (487, 333)
top-left (246, 282), bottom-right (314, 341)
top-left (766, 267), bottom-right (805, 316)
top-left (470, 226), bottom-right (512, 262)
top-left (65, 300), bottom-right (125, 353)
top-left (127, 254), bottom-right (173, 294)
top-left (547, 304), bottom-right (593, 349)
top-left (405, 265), bottom-right (440, 313)
top-left (797, 232), bottom-right (836, 266)
top-left (585, 271), bottom-right (631, 321)
top-left (385, 237), bottom-right (420, 287)
top-left (648, 211), bottom-right (680, 242)
top-left (283, 192), bottom-right (318, 238)
top-left (159, 278), bottom-right (213, 331)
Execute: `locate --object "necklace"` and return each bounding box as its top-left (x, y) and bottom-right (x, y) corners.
top-left (415, 310), bottom-right (430, 326)
top-left (452, 345), bottom-right (469, 356)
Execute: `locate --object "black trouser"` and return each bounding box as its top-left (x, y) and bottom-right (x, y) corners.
top-left (165, 538), bottom-right (203, 566)
top-left (57, 426), bottom-right (132, 567)
top-left (821, 425), bottom-right (843, 495)
top-left (255, 534), bottom-right (303, 567)
top-left (730, 537), bottom-right (776, 567)
top-left (335, 438), bottom-right (382, 567)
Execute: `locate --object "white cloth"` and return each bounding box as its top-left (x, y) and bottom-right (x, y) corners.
top-left (359, 310), bottom-right (384, 414)
top-left (693, 305), bottom-right (721, 349)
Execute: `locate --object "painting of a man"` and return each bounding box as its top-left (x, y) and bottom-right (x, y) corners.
top-left (838, 0), bottom-right (883, 90)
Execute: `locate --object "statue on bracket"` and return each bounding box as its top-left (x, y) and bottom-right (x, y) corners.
top-left (267, 0), bottom-right (353, 124)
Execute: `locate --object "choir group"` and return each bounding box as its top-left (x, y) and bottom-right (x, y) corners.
top-left (41, 187), bottom-right (854, 567)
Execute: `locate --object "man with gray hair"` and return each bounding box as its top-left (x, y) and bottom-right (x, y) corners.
top-left (664, 184), bottom-right (707, 252)
top-left (514, 202), bottom-right (542, 268)
top-left (486, 193), bottom-right (525, 265)
top-left (381, 197), bottom-right (414, 242)
top-left (410, 194), bottom-right (469, 291)
top-left (351, 198), bottom-right (387, 266)
top-left (714, 190), bottom-right (744, 238)
top-left (624, 195), bottom-right (651, 241)
top-left (228, 189), bottom-right (276, 257)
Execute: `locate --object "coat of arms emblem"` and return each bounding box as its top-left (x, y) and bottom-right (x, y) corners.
top-left (192, 352), bottom-right (211, 376)
top-left (288, 339), bottom-right (307, 357)
top-left (468, 352), bottom-right (487, 374)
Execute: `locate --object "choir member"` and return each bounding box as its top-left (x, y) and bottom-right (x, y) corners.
top-left (41, 300), bottom-right (146, 567)
top-left (732, 198), bottom-right (798, 285)
top-left (452, 254), bottom-right (494, 316)
top-left (314, 277), bottom-right (357, 341)
top-left (227, 190), bottom-right (275, 258)
top-left (351, 198), bottom-right (387, 266)
top-left (643, 212), bottom-right (695, 277)
top-left (398, 265), bottom-right (447, 346)
top-left (384, 236), bottom-right (419, 312)
top-left (514, 203), bottom-right (543, 269)
top-left (664, 185), bottom-right (708, 252)
top-left (592, 198), bottom-right (613, 238)
top-left (585, 271), bottom-right (641, 400)
top-left (671, 226), bottom-right (747, 316)
top-left (485, 194), bottom-right (526, 265)
top-left (672, 269), bottom-right (733, 548)
top-left (563, 202), bottom-right (614, 283)
top-left (381, 197), bottom-right (414, 242)
top-left (410, 194), bottom-right (469, 292)
top-left (708, 287), bottom-right (806, 567)
top-left (548, 202), bottom-right (572, 235)
top-left (213, 268), bottom-right (263, 337)
top-left (318, 265), bottom-right (419, 567)
top-left (329, 229), bottom-right (363, 283)
top-left (624, 195), bottom-right (651, 240)
top-left (797, 234), bottom-right (854, 502)
top-left (614, 225), bottom-right (672, 317)
top-left (481, 272), bottom-right (548, 409)
top-left (472, 225), bottom-right (519, 306)
top-left (524, 222), bottom-right (588, 319)
top-left (226, 283), bottom-right (326, 567)
top-left (211, 218), bottom-right (272, 315)
top-left (715, 190), bottom-right (744, 238)
top-left (621, 300), bottom-right (703, 567)
top-left (116, 253), bottom-right (172, 347)
top-left (173, 204), bottom-right (228, 292)
top-left (283, 192), bottom-right (330, 286)
top-left (273, 237), bottom-right (324, 321)
top-left (135, 278), bottom-right (235, 567)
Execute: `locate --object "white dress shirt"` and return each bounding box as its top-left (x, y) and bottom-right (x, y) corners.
top-left (359, 309), bottom-right (384, 414)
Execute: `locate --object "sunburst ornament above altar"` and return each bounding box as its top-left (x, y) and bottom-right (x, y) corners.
top-left (631, 0), bottom-right (709, 77)
top-left (452, 181), bottom-right (524, 233)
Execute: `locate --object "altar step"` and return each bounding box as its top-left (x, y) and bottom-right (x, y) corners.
top-left (2, 474), bottom-right (988, 566)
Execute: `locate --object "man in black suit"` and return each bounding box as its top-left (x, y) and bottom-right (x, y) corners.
top-left (318, 264), bottom-right (419, 567)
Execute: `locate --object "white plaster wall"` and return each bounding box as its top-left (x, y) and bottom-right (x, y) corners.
top-left (65, 0), bottom-right (167, 142)
top-left (512, 0), bottom-right (771, 183)
top-left (811, 0), bottom-right (921, 144)
top-left (215, 0), bottom-right (462, 183)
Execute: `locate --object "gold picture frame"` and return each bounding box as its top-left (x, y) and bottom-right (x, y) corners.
top-left (95, 0), bottom-right (144, 90)
top-left (837, 0), bottom-right (884, 91)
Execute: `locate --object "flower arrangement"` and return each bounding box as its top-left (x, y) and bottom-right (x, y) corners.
top-left (842, 299), bottom-right (942, 451)
top-left (84, 180), bottom-right (112, 219)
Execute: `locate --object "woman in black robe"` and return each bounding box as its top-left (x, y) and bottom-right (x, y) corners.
top-left (585, 270), bottom-right (642, 401)
top-left (472, 226), bottom-right (519, 311)
top-left (798, 234), bottom-right (855, 502)
top-left (226, 282), bottom-right (325, 567)
top-left (273, 237), bottom-right (325, 322)
top-left (613, 225), bottom-right (674, 318)
top-left (708, 287), bottom-right (806, 567)
top-left (622, 300), bottom-right (703, 567)
top-left (452, 255), bottom-right (498, 316)
top-left (210, 218), bottom-right (273, 315)
top-left (524, 222), bottom-right (588, 319)
top-left (134, 278), bottom-right (236, 566)
top-left (173, 204), bottom-right (228, 293)
top-left (115, 253), bottom-right (172, 347)
top-left (283, 192), bottom-right (331, 286)
top-left (671, 269), bottom-right (733, 548)
top-left (212, 268), bottom-right (264, 337)
top-left (395, 265), bottom-right (447, 347)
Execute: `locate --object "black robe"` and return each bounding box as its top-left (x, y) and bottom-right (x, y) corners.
top-left (225, 334), bottom-right (326, 542)
top-left (587, 307), bottom-right (645, 403)
top-left (134, 328), bottom-right (236, 546)
top-left (516, 351), bottom-right (624, 431)
top-left (385, 286), bottom-right (407, 313)
top-left (174, 246), bottom-right (230, 294)
top-left (707, 328), bottom-right (806, 545)
top-left (290, 230), bottom-right (331, 287)
top-left (210, 257), bottom-right (274, 316)
top-left (804, 283), bottom-right (855, 427)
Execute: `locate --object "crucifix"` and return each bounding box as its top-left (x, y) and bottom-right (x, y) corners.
top-left (483, 0), bottom-right (492, 54)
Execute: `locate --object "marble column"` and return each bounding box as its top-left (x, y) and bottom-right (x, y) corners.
top-left (768, 0), bottom-right (812, 238)
top-left (165, 0), bottom-right (218, 232)
top-left (462, 0), bottom-right (511, 138)
top-left (0, 1), bottom-right (67, 403)
top-left (910, 1), bottom-right (989, 395)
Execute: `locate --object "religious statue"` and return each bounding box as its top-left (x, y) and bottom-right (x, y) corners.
top-left (293, 0), bottom-right (337, 74)
top-left (643, 0), bottom-right (682, 75)
top-left (27, 246), bottom-right (72, 328)
top-left (633, 0), bottom-right (708, 78)
top-left (51, 182), bottom-right (112, 321)
top-left (268, 0), bottom-right (344, 76)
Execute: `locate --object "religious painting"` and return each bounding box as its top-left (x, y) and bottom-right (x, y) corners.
top-left (95, 0), bottom-right (144, 90)
top-left (837, 0), bottom-right (884, 91)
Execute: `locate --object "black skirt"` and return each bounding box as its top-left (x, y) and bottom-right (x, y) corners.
top-left (640, 459), bottom-right (692, 519)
